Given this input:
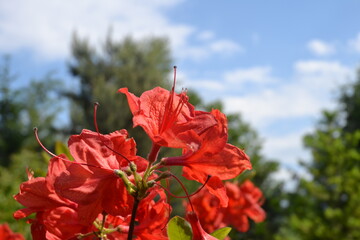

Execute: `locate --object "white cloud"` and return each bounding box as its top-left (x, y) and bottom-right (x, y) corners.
top-left (348, 33), bottom-right (360, 53)
top-left (224, 87), bottom-right (320, 127)
top-left (223, 61), bottom-right (352, 128)
top-left (307, 39), bottom-right (335, 56)
top-left (187, 79), bottom-right (226, 91)
top-left (175, 71), bottom-right (226, 92)
top-left (209, 39), bottom-right (242, 53)
top-left (0, 0), bottom-right (242, 62)
top-left (177, 39), bottom-right (243, 61)
top-left (294, 60), bottom-right (353, 91)
top-left (224, 66), bottom-right (275, 85)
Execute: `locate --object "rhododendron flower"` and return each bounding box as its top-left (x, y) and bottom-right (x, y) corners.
top-left (54, 129), bottom-right (147, 223)
top-left (121, 83), bottom-right (251, 207)
top-left (163, 109), bottom-right (252, 207)
top-left (104, 189), bottom-right (170, 240)
top-left (13, 69), bottom-right (266, 239)
top-left (119, 86), bottom-right (217, 152)
top-left (188, 180), bottom-right (266, 234)
top-left (13, 157), bottom-right (93, 239)
top-left (0, 224), bottom-right (25, 240)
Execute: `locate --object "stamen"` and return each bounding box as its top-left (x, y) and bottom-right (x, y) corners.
top-left (172, 66), bottom-right (177, 92)
top-left (159, 66), bottom-right (182, 134)
top-left (34, 127), bottom-right (108, 171)
top-left (93, 103), bottom-right (131, 164)
top-left (154, 175), bottom-right (211, 199)
top-left (154, 171), bottom-right (211, 212)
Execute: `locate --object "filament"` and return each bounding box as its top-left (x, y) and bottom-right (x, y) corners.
top-left (33, 127), bottom-right (108, 171)
top-left (154, 171), bottom-right (211, 212)
top-left (93, 102), bottom-right (131, 164)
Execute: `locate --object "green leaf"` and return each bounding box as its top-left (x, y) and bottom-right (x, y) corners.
top-left (210, 227), bottom-right (232, 240)
top-left (235, 169), bottom-right (256, 183)
top-left (167, 216), bottom-right (192, 240)
top-left (55, 141), bottom-right (74, 161)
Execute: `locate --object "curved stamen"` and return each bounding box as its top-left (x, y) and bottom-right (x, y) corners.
top-left (172, 66), bottom-right (177, 91)
top-left (93, 102), bottom-right (131, 164)
top-left (33, 127), bottom-right (109, 171)
top-left (154, 171), bottom-right (211, 212)
top-left (154, 174), bottom-right (211, 199)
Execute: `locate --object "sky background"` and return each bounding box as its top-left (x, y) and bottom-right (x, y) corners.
top-left (1, 0), bottom-right (360, 185)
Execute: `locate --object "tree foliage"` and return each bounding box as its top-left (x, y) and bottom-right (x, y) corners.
top-left (0, 56), bottom-right (62, 166)
top-left (0, 56), bottom-right (24, 166)
top-left (278, 69), bottom-right (360, 239)
top-left (65, 34), bottom-right (172, 157)
top-left (0, 56), bottom-right (63, 238)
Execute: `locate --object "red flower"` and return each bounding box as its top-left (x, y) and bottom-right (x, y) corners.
top-left (13, 157), bottom-right (93, 240)
top-left (54, 129), bottom-right (146, 224)
top-left (100, 188), bottom-right (170, 240)
top-left (225, 180), bottom-right (266, 232)
top-left (163, 110), bottom-right (252, 207)
top-left (0, 224), bottom-right (25, 240)
top-left (119, 87), bottom-right (216, 150)
top-left (186, 212), bottom-right (218, 240)
top-left (188, 180), bottom-right (266, 234)
top-left (13, 157), bottom-right (76, 220)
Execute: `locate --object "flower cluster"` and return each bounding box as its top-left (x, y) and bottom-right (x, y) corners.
top-left (0, 224), bottom-right (25, 240)
top-left (13, 67), bottom-right (264, 239)
top-left (186, 180), bottom-right (266, 234)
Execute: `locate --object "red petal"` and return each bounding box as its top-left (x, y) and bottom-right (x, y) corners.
top-left (118, 87), bottom-right (140, 114)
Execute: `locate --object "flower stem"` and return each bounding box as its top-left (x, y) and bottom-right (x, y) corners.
top-left (148, 143), bottom-right (161, 163)
top-left (127, 197), bottom-right (140, 240)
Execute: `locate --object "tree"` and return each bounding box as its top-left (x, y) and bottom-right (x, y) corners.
top-left (0, 56), bottom-right (63, 238)
top-left (341, 68), bottom-right (360, 133)
top-left (277, 70), bottom-right (360, 239)
top-left (0, 56), bottom-right (62, 166)
top-left (0, 56), bottom-right (24, 166)
top-left (64, 34), bottom-right (172, 157)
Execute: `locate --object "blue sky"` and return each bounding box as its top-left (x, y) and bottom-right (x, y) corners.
top-left (1, 0), bottom-right (360, 184)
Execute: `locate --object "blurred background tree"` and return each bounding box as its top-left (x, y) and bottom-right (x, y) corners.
top-left (276, 70), bottom-right (360, 239)
top-left (0, 56), bottom-right (63, 237)
top-left (0, 56), bottom-right (24, 167)
top-left (63, 34), bottom-right (172, 157)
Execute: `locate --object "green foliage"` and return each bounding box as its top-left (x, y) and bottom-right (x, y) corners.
top-left (167, 216), bottom-right (192, 240)
top-left (0, 57), bottom-right (63, 239)
top-left (210, 227), bottom-right (232, 240)
top-left (340, 68), bottom-right (360, 133)
top-left (65, 34), bottom-right (172, 157)
top-left (166, 216), bottom-right (231, 240)
top-left (0, 149), bottom-right (49, 239)
top-left (0, 56), bottom-right (63, 166)
top-left (278, 69), bottom-right (360, 239)
top-left (0, 56), bottom-right (26, 166)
